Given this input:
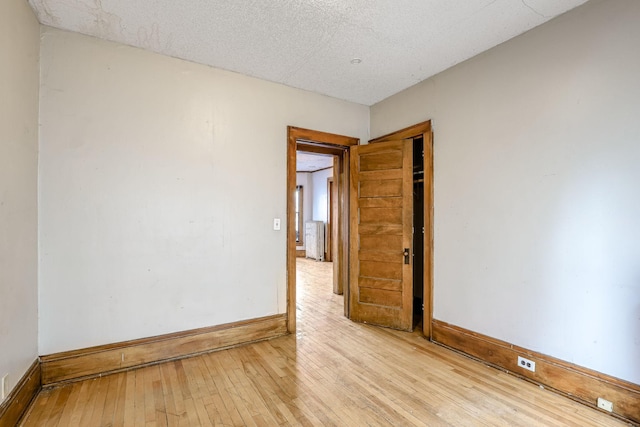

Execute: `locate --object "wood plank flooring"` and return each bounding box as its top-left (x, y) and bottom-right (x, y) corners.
top-left (20, 259), bottom-right (629, 426)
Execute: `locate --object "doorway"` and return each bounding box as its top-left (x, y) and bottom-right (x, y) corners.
top-left (295, 151), bottom-right (336, 312)
top-left (286, 122), bottom-right (433, 339)
top-left (286, 127), bottom-right (359, 333)
top-left (295, 151), bottom-right (334, 262)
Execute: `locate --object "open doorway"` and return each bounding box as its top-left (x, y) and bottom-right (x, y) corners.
top-left (286, 127), bottom-right (359, 333)
top-left (294, 152), bottom-right (337, 324)
top-left (295, 152), bottom-right (334, 262)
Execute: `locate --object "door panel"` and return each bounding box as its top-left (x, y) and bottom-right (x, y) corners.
top-left (359, 198), bottom-right (403, 208)
top-left (349, 139), bottom-right (413, 331)
top-left (359, 179), bottom-right (403, 197)
top-left (359, 261), bottom-right (402, 280)
top-left (360, 234), bottom-right (403, 249)
top-left (359, 288), bottom-right (402, 307)
top-left (359, 208), bottom-right (402, 224)
top-left (358, 225), bottom-right (403, 236)
top-left (358, 277), bottom-right (402, 291)
top-left (359, 251), bottom-right (401, 263)
top-left (359, 151), bottom-right (403, 171)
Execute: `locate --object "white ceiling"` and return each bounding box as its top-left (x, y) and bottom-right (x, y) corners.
top-left (297, 152), bottom-right (334, 173)
top-left (28, 0), bottom-right (587, 106)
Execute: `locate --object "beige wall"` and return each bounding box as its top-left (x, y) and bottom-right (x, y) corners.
top-left (38, 27), bottom-right (369, 355)
top-left (311, 168), bottom-right (333, 223)
top-left (0, 0), bottom-right (40, 399)
top-left (371, 0), bottom-right (640, 384)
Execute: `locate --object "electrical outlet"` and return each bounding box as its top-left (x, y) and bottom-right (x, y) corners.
top-left (1, 374), bottom-right (8, 400)
top-left (597, 397), bottom-right (613, 412)
top-left (517, 356), bottom-right (536, 372)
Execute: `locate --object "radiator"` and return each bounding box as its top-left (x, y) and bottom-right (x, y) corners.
top-left (305, 221), bottom-right (325, 261)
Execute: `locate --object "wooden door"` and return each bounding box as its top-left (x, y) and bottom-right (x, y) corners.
top-left (349, 139), bottom-right (413, 330)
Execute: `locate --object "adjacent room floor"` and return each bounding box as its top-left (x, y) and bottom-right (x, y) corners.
top-left (20, 258), bottom-right (626, 426)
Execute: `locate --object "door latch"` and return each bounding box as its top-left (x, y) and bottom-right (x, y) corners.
top-left (403, 248), bottom-right (410, 264)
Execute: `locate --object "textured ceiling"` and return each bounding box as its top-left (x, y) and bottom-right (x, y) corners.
top-left (28, 0), bottom-right (587, 105)
top-left (297, 152), bottom-right (334, 173)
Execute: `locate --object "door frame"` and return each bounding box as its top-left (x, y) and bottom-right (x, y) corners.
top-left (369, 120), bottom-right (434, 339)
top-left (287, 126), bottom-right (359, 333)
top-left (326, 176), bottom-right (334, 262)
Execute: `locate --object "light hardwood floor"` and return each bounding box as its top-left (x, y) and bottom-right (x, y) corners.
top-left (20, 259), bottom-right (629, 426)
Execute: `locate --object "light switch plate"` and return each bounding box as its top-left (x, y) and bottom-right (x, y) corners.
top-left (1, 374), bottom-right (8, 400)
top-left (273, 218), bottom-right (281, 230)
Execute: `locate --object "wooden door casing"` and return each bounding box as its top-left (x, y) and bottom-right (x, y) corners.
top-left (349, 139), bottom-right (413, 331)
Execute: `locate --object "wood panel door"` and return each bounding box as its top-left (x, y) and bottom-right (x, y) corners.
top-left (349, 139), bottom-right (413, 331)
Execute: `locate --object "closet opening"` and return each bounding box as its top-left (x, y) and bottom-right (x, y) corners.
top-left (412, 136), bottom-right (425, 329)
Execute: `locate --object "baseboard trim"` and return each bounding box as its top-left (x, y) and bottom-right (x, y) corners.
top-left (432, 319), bottom-right (640, 424)
top-left (0, 359), bottom-right (41, 427)
top-left (41, 314), bottom-right (288, 386)
top-left (296, 250), bottom-right (306, 257)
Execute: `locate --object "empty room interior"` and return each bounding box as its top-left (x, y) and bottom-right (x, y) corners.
top-left (1, 0), bottom-right (639, 425)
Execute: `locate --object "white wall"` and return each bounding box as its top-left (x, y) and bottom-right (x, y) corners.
top-left (311, 168), bottom-right (333, 222)
top-left (38, 27), bottom-right (369, 355)
top-left (371, 0), bottom-right (640, 384)
top-left (295, 172), bottom-right (313, 250)
top-left (0, 0), bottom-right (40, 399)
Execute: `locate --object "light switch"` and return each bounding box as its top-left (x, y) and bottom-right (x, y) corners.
top-left (273, 218), bottom-right (281, 230)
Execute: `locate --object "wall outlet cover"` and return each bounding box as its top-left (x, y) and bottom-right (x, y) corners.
top-left (597, 397), bottom-right (613, 412)
top-left (517, 356), bottom-right (536, 372)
